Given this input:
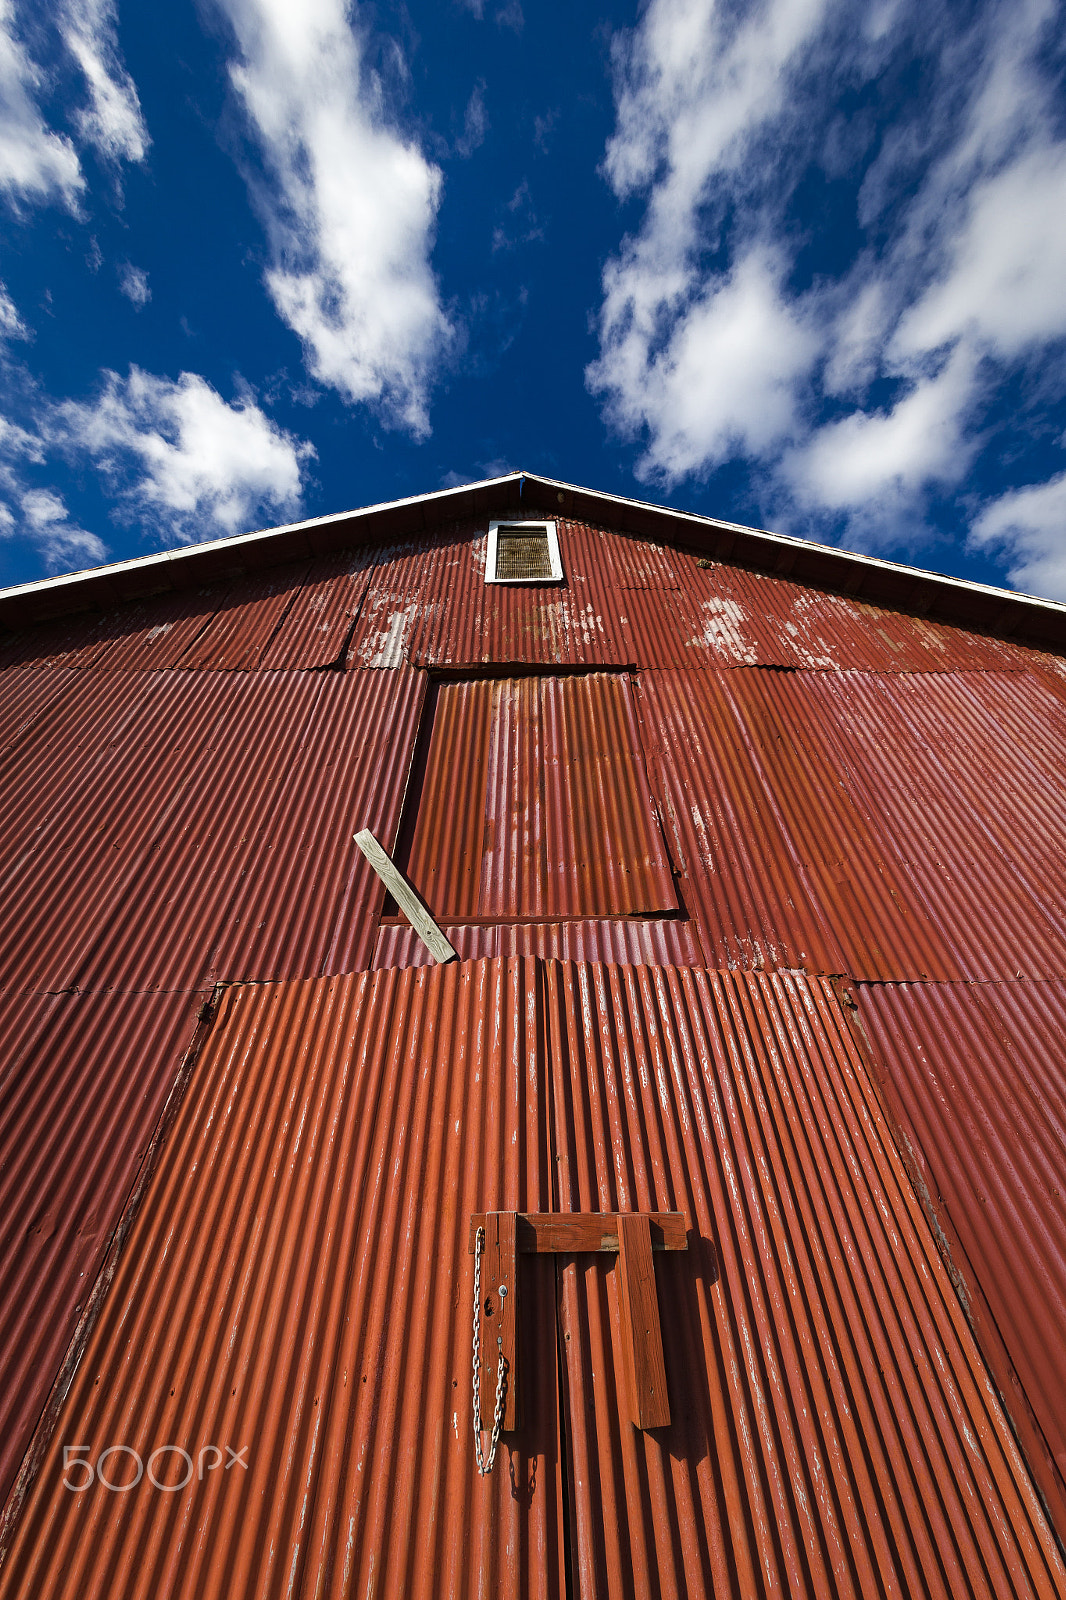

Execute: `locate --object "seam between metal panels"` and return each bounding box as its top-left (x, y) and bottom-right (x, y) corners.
top-left (828, 974), bottom-right (1066, 1551)
top-left (0, 985), bottom-right (220, 1572)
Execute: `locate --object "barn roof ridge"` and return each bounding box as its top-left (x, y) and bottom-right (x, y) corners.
top-left (1, 469), bottom-right (1063, 650)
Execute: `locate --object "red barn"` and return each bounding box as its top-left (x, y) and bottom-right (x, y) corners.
top-left (1, 471), bottom-right (1065, 1597)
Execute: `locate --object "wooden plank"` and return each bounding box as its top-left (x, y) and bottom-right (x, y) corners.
top-left (353, 828), bottom-right (457, 964)
top-left (617, 1213), bottom-right (671, 1429)
top-left (477, 1211), bottom-right (519, 1432)
top-left (469, 1211), bottom-right (687, 1255)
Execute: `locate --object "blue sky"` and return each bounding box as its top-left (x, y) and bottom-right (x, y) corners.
top-left (1, 0), bottom-right (1065, 596)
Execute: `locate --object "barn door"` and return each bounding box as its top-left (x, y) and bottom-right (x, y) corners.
top-left (4, 958), bottom-right (1061, 1600)
top-left (541, 960), bottom-right (1065, 1600)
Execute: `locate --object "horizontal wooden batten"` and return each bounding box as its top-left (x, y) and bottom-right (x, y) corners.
top-left (468, 1212), bottom-right (688, 1254)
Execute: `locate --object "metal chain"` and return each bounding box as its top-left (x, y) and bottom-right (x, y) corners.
top-left (472, 1225), bottom-right (507, 1476)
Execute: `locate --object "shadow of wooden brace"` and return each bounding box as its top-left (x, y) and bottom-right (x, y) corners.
top-left (470, 1211), bottom-right (687, 1431)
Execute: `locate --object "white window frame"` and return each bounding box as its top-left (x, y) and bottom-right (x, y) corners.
top-left (485, 520), bottom-right (563, 584)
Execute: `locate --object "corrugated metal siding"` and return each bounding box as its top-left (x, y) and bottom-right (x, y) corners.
top-left (0, 960), bottom-right (564, 1600)
top-left (175, 563), bottom-right (311, 669)
top-left (636, 669), bottom-right (956, 978)
top-left (257, 550), bottom-right (374, 669)
top-left (405, 675), bottom-right (679, 920)
top-left (0, 518), bottom-right (1040, 676)
top-left (0, 666), bottom-right (73, 759)
top-left (546, 961), bottom-right (1066, 1598)
top-left (852, 977), bottom-right (1066, 1524)
top-left (637, 666), bottom-right (1066, 982)
top-left (0, 986), bottom-right (204, 1512)
top-left (371, 918), bottom-right (704, 969)
top-left (684, 558), bottom-right (1029, 672)
top-left (0, 665), bottom-right (425, 993)
top-left (5, 959), bottom-right (1063, 1597)
top-left (795, 669), bottom-right (1066, 979)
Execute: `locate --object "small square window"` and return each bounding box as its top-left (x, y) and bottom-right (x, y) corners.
top-left (485, 520), bottom-right (563, 584)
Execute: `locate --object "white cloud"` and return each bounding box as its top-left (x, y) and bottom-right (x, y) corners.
top-left (0, 0), bottom-right (83, 208)
top-left (20, 486), bottom-right (107, 571)
top-left (784, 346), bottom-right (978, 511)
top-left (0, 281), bottom-right (29, 341)
top-left (970, 473), bottom-right (1066, 600)
top-left (593, 0), bottom-right (1066, 565)
top-left (895, 143), bottom-right (1066, 361)
top-left (52, 366), bottom-right (314, 541)
top-left (215, 0), bottom-right (453, 436)
top-left (59, 0), bottom-right (148, 164)
top-left (591, 247), bottom-right (818, 483)
top-left (117, 261), bottom-right (150, 307)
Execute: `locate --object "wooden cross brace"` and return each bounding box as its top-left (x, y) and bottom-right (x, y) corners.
top-left (469, 1211), bottom-right (687, 1432)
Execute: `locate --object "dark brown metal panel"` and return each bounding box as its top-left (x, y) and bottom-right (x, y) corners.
top-left (0, 666), bottom-right (425, 994)
top-left (0, 666), bottom-right (74, 757)
top-left (75, 665), bottom-right (426, 993)
top-left (371, 919), bottom-right (704, 969)
top-left (546, 961), bottom-right (1066, 1599)
top-left (256, 550), bottom-right (374, 669)
top-left (0, 986), bottom-right (204, 1514)
top-left (0, 959), bottom-right (563, 1600)
top-left (852, 977), bottom-right (1066, 1527)
top-left (405, 675), bottom-right (678, 921)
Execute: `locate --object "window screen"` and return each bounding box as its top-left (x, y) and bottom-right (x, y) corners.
top-left (495, 528), bottom-right (553, 581)
top-left (486, 520), bottom-right (563, 583)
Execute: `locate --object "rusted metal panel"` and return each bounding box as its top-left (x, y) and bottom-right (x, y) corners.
top-left (0, 666), bottom-right (74, 756)
top-left (638, 666), bottom-right (1066, 981)
top-left (635, 668), bottom-right (936, 977)
top-left (684, 558), bottom-right (1031, 671)
top-left (371, 918), bottom-right (704, 969)
top-left (404, 675), bottom-right (678, 920)
top-left (851, 976), bottom-right (1066, 1528)
top-left (79, 666), bottom-right (426, 993)
top-left (175, 562), bottom-right (311, 670)
top-left (0, 666), bottom-right (425, 993)
top-left (257, 550), bottom-right (374, 669)
top-left (0, 959), bottom-right (563, 1599)
top-left (0, 986), bottom-right (204, 1515)
top-left (794, 669), bottom-right (1066, 978)
top-left (546, 960), bottom-right (1066, 1598)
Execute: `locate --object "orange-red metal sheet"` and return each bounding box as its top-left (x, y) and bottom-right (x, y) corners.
top-left (852, 977), bottom-right (1066, 1525)
top-left (371, 917), bottom-right (704, 969)
top-left (546, 961), bottom-right (1066, 1598)
top-left (639, 665), bottom-right (1066, 981)
top-left (0, 986), bottom-right (203, 1514)
top-left (404, 675), bottom-right (678, 920)
top-left (636, 669), bottom-right (953, 978)
top-left (0, 959), bottom-right (563, 1599)
top-left (0, 665), bottom-right (425, 993)
top-left (793, 669), bottom-right (1066, 978)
